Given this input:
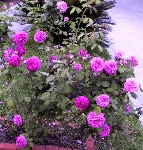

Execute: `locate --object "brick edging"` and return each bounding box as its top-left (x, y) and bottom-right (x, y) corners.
top-left (0, 117), bottom-right (95, 150)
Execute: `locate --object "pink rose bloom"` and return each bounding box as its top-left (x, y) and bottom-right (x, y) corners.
top-left (104, 60), bottom-right (117, 75)
top-left (64, 17), bottom-right (69, 21)
top-left (66, 54), bottom-right (74, 59)
top-left (73, 63), bottom-right (82, 71)
top-left (9, 3), bottom-right (14, 7)
top-left (15, 45), bottom-right (26, 57)
top-left (75, 96), bottom-right (89, 110)
top-left (3, 48), bottom-right (15, 61)
top-left (87, 112), bottom-right (105, 128)
top-left (96, 94), bottom-right (110, 108)
top-left (13, 114), bottom-right (22, 126)
top-left (128, 56), bottom-right (138, 67)
top-left (16, 135), bottom-right (27, 148)
top-left (115, 51), bottom-right (124, 60)
top-left (56, 1), bottom-right (68, 13)
top-left (2, 4), bottom-right (7, 10)
top-left (90, 57), bottom-right (104, 73)
top-left (126, 104), bottom-right (131, 114)
top-left (50, 55), bottom-right (58, 63)
top-left (9, 54), bottom-right (21, 67)
top-left (34, 30), bottom-right (47, 43)
top-left (26, 56), bottom-right (41, 72)
top-left (99, 124), bottom-right (110, 138)
top-left (78, 49), bottom-right (90, 60)
top-left (13, 31), bottom-right (28, 45)
top-left (120, 57), bottom-right (127, 65)
top-left (124, 78), bottom-right (139, 93)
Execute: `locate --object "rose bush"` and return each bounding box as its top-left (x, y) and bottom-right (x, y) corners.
top-left (0, 0), bottom-right (143, 150)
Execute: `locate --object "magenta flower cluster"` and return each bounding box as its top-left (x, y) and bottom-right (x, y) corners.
top-left (34, 30), bottom-right (47, 43)
top-left (64, 17), bottom-right (69, 21)
top-left (3, 48), bottom-right (15, 61)
top-left (9, 54), bottom-right (21, 67)
top-left (78, 49), bottom-right (90, 60)
top-left (2, 4), bottom-right (7, 10)
top-left (87, 112), bottom-right (105, 128)
top-left (15, 45), bottom-right (26, 57)
top-left (124, 78), bottom-right (139, 93)
top-left (16, 135), bottom-right (27, 148)
top-left (104, 60), bottom-right (117, 75)
top-left (90, 57), bottom-right (104, 73)
top-left (128, 56), bottom-right (138, 67)
top-left (75, 96), bottom-right (89, 110)
top-left (115, 51), bottom-right (124, 60)
top-left (73, 63), bottom-right (82, 71)
top-left (50, 55), bottom-right (58, 63)
top-left (99, 124), bottom-right (110, 138)
top-left (126, 104), bottom-right (131, 114)
top-left (56, 1), bottom-right (67, 13)
top-left (3, 32), bottom-right (41, 72)
top-left (26, 56), bottom-right (41, 72)
top-left (120, 58), bottom-right (127, 66)
top-left (13, 31), bottom-right (28, 45)
top-left (66, 54), bottom-right (74, 59)
top-left (13, 114), bottom-right (23, 126)
top-left (96, 94), bottom-right (110, 108)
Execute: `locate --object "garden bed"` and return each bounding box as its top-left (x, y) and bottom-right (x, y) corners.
top-left (0, 117), bottom-right (95, 150)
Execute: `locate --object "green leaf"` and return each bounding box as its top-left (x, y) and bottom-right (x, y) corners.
top-left (98, 45), bottom-right (103, 52)
top-left (83, 18), bottom-right (89, 24)
top-left (112, 133), bottom-right (116, 138)
top-left (106, 88), bottom-right (113, 93)
top-left (70, 7), bottom-right (76, 14)
top-left (7, 99), bottom-right (14, 107)
top-left (94, 106), bottom-right (101, 114)
top-left (131, 93), bottom-right (137, 99)
top-left (111, 103), bottom-right (117, 110)
top-left (91, 44), bottom-right (97, 50)
top-left (97, 127), bottom-right (103, 132)
top-left (96, 81), bottom-right (101, 87)
top-left (64, 85), bottom-right (71, 94)
top-left (113, 90), bottom-right (119, 95)
top-left (46, 76), bottom-right (55, 83)
top-left (83, 35), bottom-right (89, 43)
top-left (61, 101), bottom-right (66, 110)
top-left (45, 99), bottom-right (50, 106)
top-left (29, 142), bottom-right (34, 147)
top-left (76, 73), bottom-right (84, 80)
top-left (102, 81), bottom-right (109, 87)
top-left (2, 69), bottom-right (9, 75)
top-left (70, 22), bottom-right (76, 30)
top-left (92, 7), bottom-right (97, 13)
top-left (73, 44), bottom-right (80, 53)
top-left (111, 83), bottom-right (117, 89)
top-left (24, 97), bottom-right (31, 103)
top-left (66, 71), bottom-right (72, 80)
top-left (40, 71), bottom-right (49, 76)
top-left (76, 8), bottom-right (82, 14)
top-left (87, 0), bottom-right (94, 4)
top-left (41, 92), bottom-right (50, 100)
top-left (61, 70), bottom-right (66, 77)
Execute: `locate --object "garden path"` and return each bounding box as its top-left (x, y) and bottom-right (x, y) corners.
top-left (107, 0), bottom-right (143, 123)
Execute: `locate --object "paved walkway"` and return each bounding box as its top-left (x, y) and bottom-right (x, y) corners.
top-left (107, 0), bottom-right (143, 122)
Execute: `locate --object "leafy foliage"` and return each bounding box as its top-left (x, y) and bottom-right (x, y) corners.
top-left (0, 0), bottom-right (143, 150)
